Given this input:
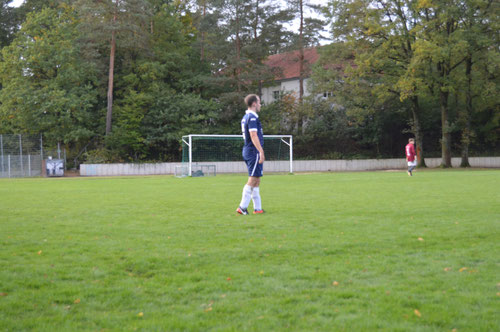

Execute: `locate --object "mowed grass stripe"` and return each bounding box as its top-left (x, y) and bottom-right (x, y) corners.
top-left (0, 170), bottom-right (499, 331)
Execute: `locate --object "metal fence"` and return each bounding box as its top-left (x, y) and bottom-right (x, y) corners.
top-left (0, 134), bottom-right (43, 178)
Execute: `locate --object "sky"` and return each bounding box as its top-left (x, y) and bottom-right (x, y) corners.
top-left (281, 0), bottom-right (331, 44)
top-left (10, 0), bottom-right (24, 6)
top-left (8, 0), bottom-right (331, 44)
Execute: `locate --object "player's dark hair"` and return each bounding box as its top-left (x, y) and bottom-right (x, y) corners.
top-left (244, 94), bottom-right (259, 108)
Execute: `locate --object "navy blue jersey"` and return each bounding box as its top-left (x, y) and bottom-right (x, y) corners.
top-left (241, 110), bottom-right (263, 158)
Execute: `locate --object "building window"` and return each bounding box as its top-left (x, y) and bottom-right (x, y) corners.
top-left (273, 90), bottom-right (281, 101)
top-left (323, 92), bottom-right (333, 98)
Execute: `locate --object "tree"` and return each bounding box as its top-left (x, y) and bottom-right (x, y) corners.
top-left (0, 5), bottom-right (99, 147)
top-left (288, 0), bottom-right (325, 100)
top-left (76, 0), bottom-right (151, 136)
top-left (410, 0), bottom-right (472, 167)
top-left (189, 0), bottom-right (295, 135)
top-left (244, 0), bottom-right (295, 96)
top-left (0, 0), bottom-right (19, 48)
top-left (107, 1), bottom-right (220, 161)
top-left (311, 42), bottom-right (411, 159)
top-left (453, 0), bottom-right (498, 167)
top-left (322, 0), bottom-right (430, 166)
top-left (286, 0), bottom-right (325, 134)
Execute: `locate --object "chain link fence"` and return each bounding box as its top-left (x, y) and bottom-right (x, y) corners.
top-left (0, 134), bottom-right (43, 178)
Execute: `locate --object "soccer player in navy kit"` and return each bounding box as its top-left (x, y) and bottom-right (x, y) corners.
top-left (236, 94), bottom-right (265, 215)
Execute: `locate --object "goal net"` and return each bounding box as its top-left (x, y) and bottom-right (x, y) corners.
top-left (180, 135), bottom-right (293, 176)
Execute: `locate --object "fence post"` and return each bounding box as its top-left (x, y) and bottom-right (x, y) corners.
top-left (188, 135), bottom-right (192, 177)
top-left (28, 154), bottom-right (31, 177)
top-left (19, 134), bottom-right (23, 176)
top-left (0, 134), bottom-right (3, 174)
top-left (64, 148), bottom-right (67, 170)
top-left (8, 155), bottom-right (11, 178)
top-left (40, 134), bottom-right (44, 161)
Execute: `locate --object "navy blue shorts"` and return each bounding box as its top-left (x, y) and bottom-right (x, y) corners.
top-left (244, 153), bottom-right (263, 177)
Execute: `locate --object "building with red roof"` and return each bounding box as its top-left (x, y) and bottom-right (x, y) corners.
top-left (261, 47), bottom-right (321, 104)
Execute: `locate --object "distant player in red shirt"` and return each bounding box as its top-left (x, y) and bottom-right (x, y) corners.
top-left (405, 138), bottom-right (417, 176)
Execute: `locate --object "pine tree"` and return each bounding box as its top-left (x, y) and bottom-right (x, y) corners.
top-left (0, 0), bottom-right (19, 48)
top-left (244, 0), bottom-right (294, 96)
top-left (287, 0), bottom-right (325, 134)
top-left (76, 0), bottom-right (151, 136)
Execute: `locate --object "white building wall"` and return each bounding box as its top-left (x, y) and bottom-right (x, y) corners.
top-left (261, 84), bottom-right (281, 104)
top-left (261, 78), bottom-right (313, 105)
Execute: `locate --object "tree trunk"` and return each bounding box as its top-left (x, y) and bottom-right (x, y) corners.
top-left (460, 56), bottom-right (472, 167)
top-left (105, 0), bottom-right (118, 136)
top-left (254, 0), bottom-right (259, 40)
top-left (235, 12), bottom-right (241, 93)
top-left (200, 0), bottom-right (206, 61)
top-left (297, 0), bottom-right (304, 134)
top-left (298, 0), bottom-right (304, 102)
top-left (411, 96), bottom-right (426, 167)
top-left (440, 89), bottom-right (452, 167)
top-left (254, 0), bottom-right (261, 98)
top-left (438, 21), bottom-right (456, 168)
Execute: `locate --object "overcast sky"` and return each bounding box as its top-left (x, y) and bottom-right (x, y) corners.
top-left (9, 0), bottom-right (331, 44)
top-left (10, 0), bottom-right (24, 6)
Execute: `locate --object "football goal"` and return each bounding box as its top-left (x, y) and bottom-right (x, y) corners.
top-left (180, 134), bottom-right (293, 177)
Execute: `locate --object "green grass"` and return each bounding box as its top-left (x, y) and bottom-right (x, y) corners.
top-left (1, 170), bottom-right (499, 331)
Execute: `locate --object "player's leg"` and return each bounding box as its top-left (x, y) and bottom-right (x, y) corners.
top-left (237, 178), bottom-right (253, 215)
top-left (250, 177), bottom-right (263, 213)
top-left (237, 155), bottom-right (259, 215)
top-left (250, 157), bottom-right (264, 214)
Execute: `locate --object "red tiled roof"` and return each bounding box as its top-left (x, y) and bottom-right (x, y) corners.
top-left (264, 48), bottom-right (320, 81)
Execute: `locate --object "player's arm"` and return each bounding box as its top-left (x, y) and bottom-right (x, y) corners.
top-left (250, 131), bottom-right (265, 164)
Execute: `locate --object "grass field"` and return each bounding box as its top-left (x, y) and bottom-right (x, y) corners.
top-left (1, 170), bottom-right (499, 331)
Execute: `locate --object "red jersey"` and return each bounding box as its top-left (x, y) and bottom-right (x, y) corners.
top-left (405, 143), bottom-right (416, 162)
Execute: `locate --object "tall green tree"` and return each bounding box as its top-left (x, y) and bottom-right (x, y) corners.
top-left (286, 0), bottom-right (325, 134)
top-left (244, 0), bottom-right (295, 96)
top-left (190, 0), bottom-right (296, 134)
top-left (0, 0), bottom-right (19, 48)
top-left (452, 0), bottom-right (499, 166)
top-left (409, 0), bottom-right (486, 167)
top-left (76, 0), bottom-right (151, 136)
top-left (412, 1), bottom-right (456, 166)
top-left (0, 5), bottom-right (99, 146)
top-left (107, 1), bottom-right (220, 161)
top-left (322, 0), bottom-right (431, 165)
top-left (288, 0), bottom-right (325, 100)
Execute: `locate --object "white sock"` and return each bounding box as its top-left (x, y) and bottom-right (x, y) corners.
top-left (251, 187), bottom-right (262, 211)
top-left (239, 184), bottom-right (253, 209)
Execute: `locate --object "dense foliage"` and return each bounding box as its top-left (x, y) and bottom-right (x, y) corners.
top-left (0, 0), bottom-right (498, 166)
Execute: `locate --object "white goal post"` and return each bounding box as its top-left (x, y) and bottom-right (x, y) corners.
top-left (181, 134), bottom-right (293, 176)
